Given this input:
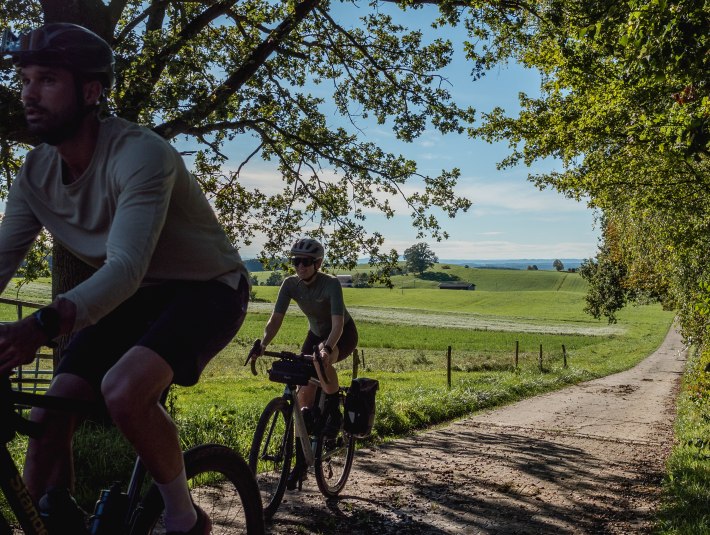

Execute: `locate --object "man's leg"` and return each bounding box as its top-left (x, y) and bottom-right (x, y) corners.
top-left (24, 373), bottom-right (95, 501)
top-left (101, 346), bottom-right (197, 532)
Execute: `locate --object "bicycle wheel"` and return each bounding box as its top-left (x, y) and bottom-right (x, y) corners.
top-left (133, 443), bottom-right (264, 534)
top-left (314, 424), bottom-right (355, 499)
top-left (247, 396), bottom-right (293, 519)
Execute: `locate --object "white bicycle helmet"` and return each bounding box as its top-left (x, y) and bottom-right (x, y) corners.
top-left (290, 238), bottom-right (324, 259)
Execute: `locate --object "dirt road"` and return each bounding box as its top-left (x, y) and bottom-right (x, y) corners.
top-left (267, 325), bottom-right (688, 534)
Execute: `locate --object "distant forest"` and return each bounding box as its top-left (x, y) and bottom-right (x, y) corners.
top-left (243, 258), bottom-right (584, 272)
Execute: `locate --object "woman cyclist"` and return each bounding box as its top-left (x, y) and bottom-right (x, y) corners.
top-left (251, 238), bottom-right (358, 489)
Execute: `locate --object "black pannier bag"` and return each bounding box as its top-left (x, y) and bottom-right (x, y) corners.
top-left (343, 377), bottom-right (379, 438)
top-left (268, 360), bottom-right (314, 386)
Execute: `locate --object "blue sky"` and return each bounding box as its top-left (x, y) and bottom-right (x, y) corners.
top-left (229, 4), bottom-right (601, 261)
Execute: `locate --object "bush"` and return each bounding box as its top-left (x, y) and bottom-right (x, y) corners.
top-left (265, 271), bottom-right (285, 286)
top-left (352, 272), bottom-right (371, 288)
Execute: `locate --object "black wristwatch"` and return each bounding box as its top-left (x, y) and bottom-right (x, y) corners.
top-left (323, 344), bottom-right (333, 354)
top-left (32, 307), bottom-right (61, 347)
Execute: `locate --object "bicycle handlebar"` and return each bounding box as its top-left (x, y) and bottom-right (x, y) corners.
top-left (244, 339), bottom-right (329, 385)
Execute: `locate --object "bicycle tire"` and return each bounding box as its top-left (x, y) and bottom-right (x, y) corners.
top-left (132, 443), bottom-right (264, 534)
top-left (247, 396), bottom-right (293, 519)
top-left (314, 422), bottom-right (355, 499)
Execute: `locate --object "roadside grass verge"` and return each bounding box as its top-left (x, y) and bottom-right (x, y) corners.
top-left (656, 346), bottom-right (710, 533)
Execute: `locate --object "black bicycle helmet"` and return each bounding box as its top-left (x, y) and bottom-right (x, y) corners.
top-left (4, 23), bottom-right (114, 88)
top-left (290, 238), bottom-right (325, 259)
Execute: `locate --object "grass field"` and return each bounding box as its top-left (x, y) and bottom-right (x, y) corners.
top-left (1, 267), bottom-right (677, 514)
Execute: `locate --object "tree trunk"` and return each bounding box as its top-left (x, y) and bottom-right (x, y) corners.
top-left (51, 243), bottom-right (96, 366)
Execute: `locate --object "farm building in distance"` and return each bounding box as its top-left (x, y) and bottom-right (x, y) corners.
top-left (337, 275), bottom-right (353, 287)
top-left (439, 282), bottom-right (476, 290)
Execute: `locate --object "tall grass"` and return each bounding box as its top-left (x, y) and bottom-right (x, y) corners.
top-left (656, 346), bottom-right (710, 533)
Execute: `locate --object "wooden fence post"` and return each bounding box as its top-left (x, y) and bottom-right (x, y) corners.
top-left (562, 344), bottom-right (567, 368)
top-left (539, 344), bottom-right (543, 371)
top-left (352, 348), bottom-right (360, 379)
top-left (447, 346), bottom-right (452, 389)
top-left (515, 341), bottom-right (519, 369)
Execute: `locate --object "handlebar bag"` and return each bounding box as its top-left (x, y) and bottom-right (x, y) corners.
top-left (344, 377), bottom-right (379, 438)
top-left (267, 360), bottom-right (315, 386)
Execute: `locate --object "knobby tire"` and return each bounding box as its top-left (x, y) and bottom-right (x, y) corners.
top-left (314, 423), bottom-right (355, 498)
top-left (134, 443), bottom-right (264, 534)
top-left (247, 397), bottom-right (293, 520)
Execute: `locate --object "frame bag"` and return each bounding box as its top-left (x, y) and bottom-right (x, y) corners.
top-left (344, 377), bottom-right (379, 438)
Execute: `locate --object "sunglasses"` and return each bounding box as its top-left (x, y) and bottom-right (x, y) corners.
top-left (292, 257), bottom-right (316, 267)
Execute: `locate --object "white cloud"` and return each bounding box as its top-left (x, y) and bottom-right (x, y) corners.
top-left (457, 177), bottom-right (590, 215)
top-left (426, 239), bottom-right (597, 260)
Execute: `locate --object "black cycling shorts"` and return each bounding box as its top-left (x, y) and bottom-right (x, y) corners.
top-left (300, 319), bottom-right (358, 363)
top-left (56, 277), bottom-right (249, 391)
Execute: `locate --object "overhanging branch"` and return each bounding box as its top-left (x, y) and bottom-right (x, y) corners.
top-left (153, 0), bottom-right (322, 140)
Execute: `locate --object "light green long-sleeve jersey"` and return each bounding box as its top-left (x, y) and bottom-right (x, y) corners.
top-left (0, 117), bottom-right (247, 331)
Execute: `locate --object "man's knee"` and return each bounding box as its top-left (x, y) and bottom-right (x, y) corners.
top-left (101, 348), bottom-right (172, 422)
top-left (101, 375), bottom-right (127, 418)
top-left (101, 371), bottom-right (147, 423)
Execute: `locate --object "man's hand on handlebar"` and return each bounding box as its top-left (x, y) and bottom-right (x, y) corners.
top-left (0, 319), bottom-right (45, 376)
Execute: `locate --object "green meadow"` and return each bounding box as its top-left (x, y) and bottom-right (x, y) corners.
top-left (183, 266), bottom-right (672, 448)
top-left (1, 266), bottom-right (676, 512)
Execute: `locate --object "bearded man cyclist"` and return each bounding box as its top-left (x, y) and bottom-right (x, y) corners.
top-left (0, 23), bottom-right (249, 535)
top-left (251, 238), bottom-right (358, 489)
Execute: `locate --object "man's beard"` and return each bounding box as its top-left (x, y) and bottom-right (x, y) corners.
top-left (27, 105), bottom-right (88, 146)
top-left (25, 82), bottom-right (92, 146)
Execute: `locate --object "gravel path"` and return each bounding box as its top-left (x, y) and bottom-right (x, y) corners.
top-left (266, 325), bottom-right (688, 534)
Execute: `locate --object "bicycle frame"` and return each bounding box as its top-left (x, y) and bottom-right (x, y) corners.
top-left (0, 375), bottom-right (89, 534)
top-left (0, 376), bottom-right (151, 535)
top-left (0, 446), bottom-right (44, 535)
top-left (288, 378), bottom-right (327, 468)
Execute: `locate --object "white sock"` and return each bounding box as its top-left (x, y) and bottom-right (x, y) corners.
top-left (155, 467), bottom-right (197, 532)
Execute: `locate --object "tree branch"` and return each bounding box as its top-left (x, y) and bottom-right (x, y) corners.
top-left (153, 0), bottom-right (322, 139)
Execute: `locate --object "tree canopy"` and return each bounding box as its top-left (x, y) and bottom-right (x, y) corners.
top-left (2, 0), bottom-right (532, 281)
top-left (403, 242), bottom-right (438, 275)
top-left (468, 0), bottom-right (710, 342)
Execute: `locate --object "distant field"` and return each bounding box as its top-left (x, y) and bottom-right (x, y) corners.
top-left (251, 265), bottom-right (611, 336)
top-left (252, 263), bottom-right (589, 292)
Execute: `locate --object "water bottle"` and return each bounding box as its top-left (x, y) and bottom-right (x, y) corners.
top-left (89, 482), bottom-right (128, 535)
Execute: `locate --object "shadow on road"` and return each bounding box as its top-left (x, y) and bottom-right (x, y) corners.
top-left (267, 426), bottom-right (665, 534)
